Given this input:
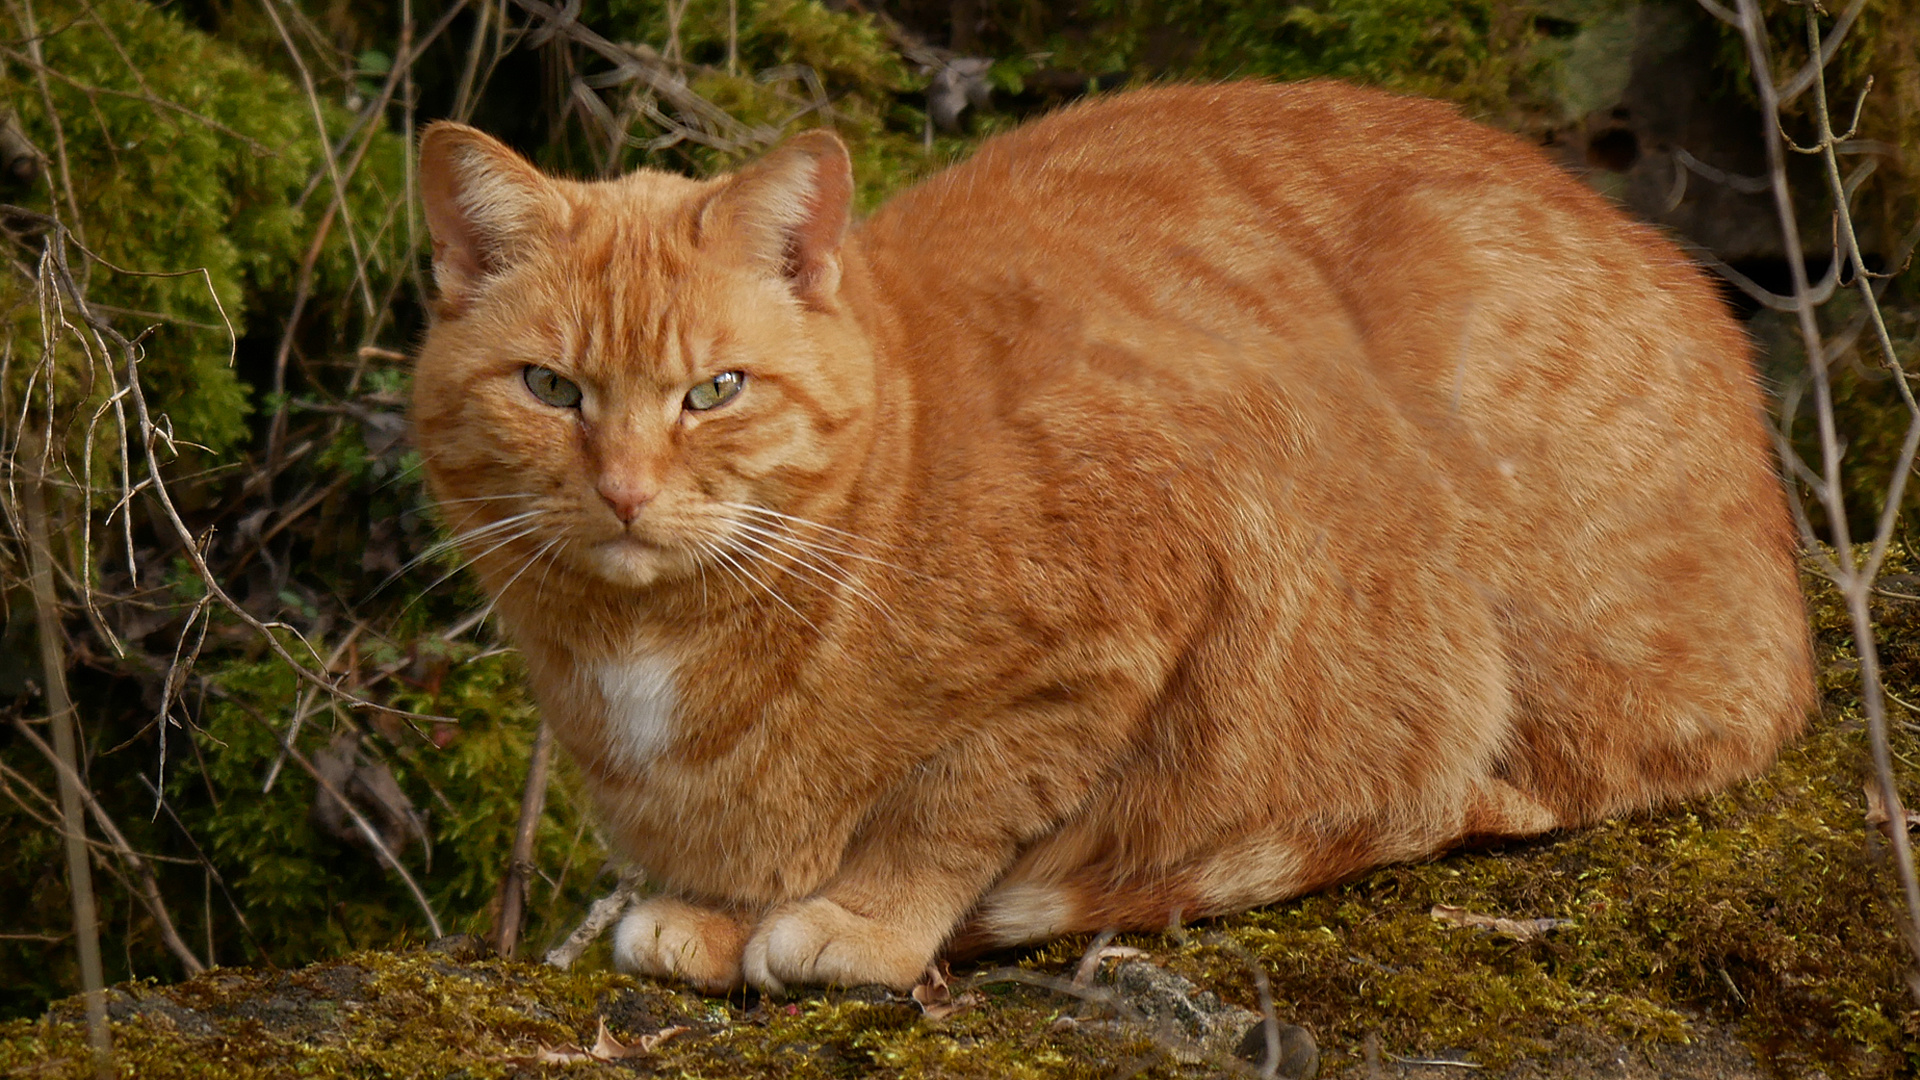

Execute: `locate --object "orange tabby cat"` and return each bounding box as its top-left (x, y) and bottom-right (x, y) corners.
top-left (412, 81), bottom-right (1810, 993)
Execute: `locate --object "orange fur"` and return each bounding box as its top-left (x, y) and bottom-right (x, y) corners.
top-left (412, 81), bottom-right (1811, 992)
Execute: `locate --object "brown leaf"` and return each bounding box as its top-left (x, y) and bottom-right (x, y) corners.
top-left (593, 1016), bottom-right (689, 1058)
top-left (1429, 904), bottom-right (1569, 943)
top-left (910, 962), bottom-right (981, 1021)
top-left (531, 1017), bottom-right (688, 1063)
top-left (1864, 783), bottom-right (1920, 835)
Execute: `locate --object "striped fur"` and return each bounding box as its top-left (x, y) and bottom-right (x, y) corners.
top-left (412, 81), bottom-right (1811, 993)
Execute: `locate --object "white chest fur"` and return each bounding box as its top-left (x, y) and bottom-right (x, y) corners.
top-left (594, 653), bottom-right (681, 771)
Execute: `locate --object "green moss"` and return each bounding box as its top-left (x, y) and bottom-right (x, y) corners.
top-left (0, 947), bottom-right (668, 1078)
top-left (173, 642), bottom-right (609, 971)
top-left (0, 944), bottom-right (1160, 1079)
top-left (0, 0), bottom-right (408, 459)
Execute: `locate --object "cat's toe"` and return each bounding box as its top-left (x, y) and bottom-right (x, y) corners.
top-left (612, 896), bottom-right (748, 993)
top-left (742, 897), bottom-right (933, 993)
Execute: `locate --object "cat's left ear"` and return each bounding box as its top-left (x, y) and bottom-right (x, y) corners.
top-left (701, 129), bottom-right (853, 310)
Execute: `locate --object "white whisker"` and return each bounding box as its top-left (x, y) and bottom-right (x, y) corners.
top-left (468, 535), bottom-right (567, 629)
top-left (720, 502), bottom-right (920, 576)
top-left (495, 535), bottom-right (565, 599)
top-left (720, 501), bottom-right (879, 545)
top-left (432, 491), bottom-right (539, 508)
top-left (710, 535), bottom-right (822, 634)
top-left (397, 521), bottom-right (544, 615)
top-left (370, 508), bottom-right (552, 598)
top-left (725, 521), bottom-right (898, 621)
top-left (695, 538), bottom-right (754, 600)
top-left (531, 537), bottom-right (570, 608)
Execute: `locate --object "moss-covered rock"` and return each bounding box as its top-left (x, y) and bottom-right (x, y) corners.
top-left (6, 559), bottom-right (1917, 1077)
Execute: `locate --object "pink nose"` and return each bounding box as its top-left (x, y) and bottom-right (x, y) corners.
top-left (597, 482), bottom-right (655, 524)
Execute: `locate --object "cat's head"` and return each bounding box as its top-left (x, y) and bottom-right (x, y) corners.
top-left (411, 124), bottom-right (875, 602)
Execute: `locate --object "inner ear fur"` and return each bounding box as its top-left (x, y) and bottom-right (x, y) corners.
top-left (700, 129), bottom-right (853, 310)
top-left (418, 121), bottom-right (559, 310)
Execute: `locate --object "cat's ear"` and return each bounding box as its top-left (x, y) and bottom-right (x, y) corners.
top-left (418, 121), bottom-right (560, 310)
top-left (700, 129), bottom-right (853, 310)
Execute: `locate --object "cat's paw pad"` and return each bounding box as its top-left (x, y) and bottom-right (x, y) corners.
top-left (742, 897), bottom-right (933, 994)
top-left (612, 897), bottom-right (748, 993)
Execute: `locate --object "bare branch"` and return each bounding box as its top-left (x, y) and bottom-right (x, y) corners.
top-left (255, 0), bottom-right (376, 316)
top-left (544, 865), bottom-right (643, 969)
top-left (1778, 0), bottom-right (1867, 105)
top-left (11, 718), bottom-right (206, 976)
top-left (495, 721), bottom-right (554, 958)
top-left (200, 679), bottom-right (444, 939)
top-left (15, 426), bottom-right (109, 1070)
top-left (1731, 0), bottom-right (1920, 996)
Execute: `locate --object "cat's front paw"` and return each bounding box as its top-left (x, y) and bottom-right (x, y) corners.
top-left (612, 896), bottom-right (750, 993)
top-left (741, 897), bottom-right (934, 993)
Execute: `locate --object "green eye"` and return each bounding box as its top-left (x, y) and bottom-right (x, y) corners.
top-left (684, 371), bottom-right (746, 412)
top-left (523, 365), bottom-right (581, 408)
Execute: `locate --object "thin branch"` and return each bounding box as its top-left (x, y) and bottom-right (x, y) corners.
top-left (0, 206), bottom-right (459, 729)
top-left (12, 718), bottom-right (206, 975)
top-left (11, 0), bottom-right (84, 251)
top-left (495, 721), bottom-right (553, 959)
top-left (544, 865), bottom-right (642, 969)
top-left (1778, 0), bottom-right (1866, 105)
top-left (0, 45), bottom-right (274, 156)
top-left (16, 428), bottom-right (109, 1071)
top-left (256, 0), bottom-right (376, 316)
top-left (199, 678), bottom-right (444, 939)
top-left (510, 0), bottom-right (783, 153)
top-left (1733, 0), bottom-right (1920, 996)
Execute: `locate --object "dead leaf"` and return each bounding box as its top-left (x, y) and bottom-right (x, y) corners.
top-left (1429, 904), bottom-right (1569, 943)
top-left (531, 1017), bottom-right (688, 1063)
top-left (911, 962), bottom-right (981, 1021)
top-left (309, 732), bottom-right (429, 858)
top-left (1072, 943), bottom-right (1151, 987)
top-left (1864, 782), bottom-right (1920, 836)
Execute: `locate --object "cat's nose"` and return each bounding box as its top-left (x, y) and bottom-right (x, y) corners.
top-left (597, 481), bottom-right (655, 524)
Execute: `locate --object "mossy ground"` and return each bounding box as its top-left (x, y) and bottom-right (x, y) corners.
top-left (4, 562), bottom-right (1919, 1078)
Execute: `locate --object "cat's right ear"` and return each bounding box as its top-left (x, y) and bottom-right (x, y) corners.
top-left (418, 122), bottom-right (559, 313)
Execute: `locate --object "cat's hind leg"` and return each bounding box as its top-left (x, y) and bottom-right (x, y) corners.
top-left (613, 896), bottom-right (752, 992)
top-left (949, 778), bottom-right (1562, 955)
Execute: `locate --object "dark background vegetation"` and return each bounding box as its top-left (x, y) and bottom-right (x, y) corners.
top-left (0, 0), bottom-right (1917, 1073)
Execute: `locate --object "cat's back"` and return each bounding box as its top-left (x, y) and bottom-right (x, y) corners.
top-left (859, 80), bottom-right (1612, 313)
top-left (855, 79), bottom-right (1810, 820)
top-left (856, 80), bottom-right (1736, 413)
top-left (857, 80), bottom-right (1772, 506)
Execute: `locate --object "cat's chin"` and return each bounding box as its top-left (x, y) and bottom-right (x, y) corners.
top-left (588, 538), bottom-right (680, 589)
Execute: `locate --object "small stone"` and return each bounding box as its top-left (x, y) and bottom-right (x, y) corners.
top-left (423, 934), bottom-right (494, 962)
top-left (1235, 1020), bottom-right (1320, 1079)
top-left (1100, 959), bottom-right (1262, 1063)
